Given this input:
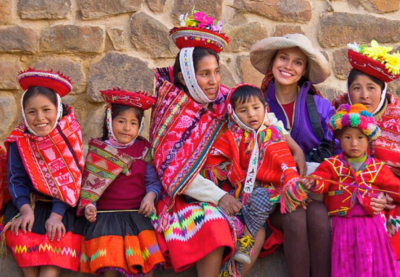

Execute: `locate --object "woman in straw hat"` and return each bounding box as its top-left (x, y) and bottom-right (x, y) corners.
top-left (149, 9), bottom-right (240, 276)
top-left (249, 34), bottom-right (334, 277)
top-left (332, 40), bottom-right (400, 261)
top-left (249, 34), bottom-right (388, 277)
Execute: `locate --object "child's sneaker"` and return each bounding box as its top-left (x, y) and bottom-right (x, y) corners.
top-left (233, 235), bottom-right (255, 264)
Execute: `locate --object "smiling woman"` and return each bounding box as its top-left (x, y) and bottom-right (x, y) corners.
top-left (332, 40), bottom-right (400, 261)
top-left (249, 34), bottom-right (333, 277)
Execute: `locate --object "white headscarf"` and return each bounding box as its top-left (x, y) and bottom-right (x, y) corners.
top-left (179, 47), bottom-right (218, 105)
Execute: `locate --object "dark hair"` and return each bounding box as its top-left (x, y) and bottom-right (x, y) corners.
top-left (173, 47), bottom-right (220, 92)
top-left (22, 86), bottom-right (68, 116)
top-left (270, 49), bottom-right (317, 95)
top-left (101, 104), bottom-right (144, 140)
top-left (230, 85), bottom-right (265, 109)
top-left (347, 69), bottom-right (385, 91)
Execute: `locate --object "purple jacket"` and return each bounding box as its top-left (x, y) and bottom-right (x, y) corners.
top-left (266, 80), bottom-right (335, 155)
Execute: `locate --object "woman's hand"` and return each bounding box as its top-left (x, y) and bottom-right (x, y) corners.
top-left (218, 193), bottom-right (242, 215)
top-left (11, 204), bottom-right (34, 236)
top-left (45, 212), bottom-right (66, 242)
top-left (370, 192), bottom-right (388, 215)
top-left (293, 150), bottom-right (307, 177)
top-left (85, 204), bottom-right (97, 223)
top-left (139, 191), bottom-right (157, 217)
top-left (285, 134), bottom-right (306, 177)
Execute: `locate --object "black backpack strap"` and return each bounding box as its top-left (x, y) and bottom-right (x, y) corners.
top-left (306, 94), bottom-right (324, 141)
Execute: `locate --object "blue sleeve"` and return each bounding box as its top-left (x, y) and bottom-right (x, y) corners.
top-left (51, 199), bottom-right (69, 216)
top-left (144, 164), bottom-right (162, 202)
top-left (7, 142), bottom-right (31, 210)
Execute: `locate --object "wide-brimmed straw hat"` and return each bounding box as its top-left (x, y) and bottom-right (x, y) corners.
top-left (250, 33), bottom-right (330, 84)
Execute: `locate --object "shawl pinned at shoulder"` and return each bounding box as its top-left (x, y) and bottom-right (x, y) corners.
top-left (77, 138), bottom-right (149, 215)
top-left (150, 67), bottom-right (229, 212)
top-left (204, 125), bottom-right (307, 213)
top-left (5, 105), bottom-right (83, 207)
top-left (0, 145), bottom-right (9, 213)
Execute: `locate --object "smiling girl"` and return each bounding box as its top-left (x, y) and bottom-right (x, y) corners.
top-left (2, 69), bottom-right (84, 277)
top-left (77, 89), bottom-right (164, 277)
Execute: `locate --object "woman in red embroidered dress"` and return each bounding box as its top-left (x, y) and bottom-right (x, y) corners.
top-left (150, 9), bottom-right (238, 276)
top-left (332, 41), bottom-right (400, 260)
top-left (1, 69), bottom-right (84, 277)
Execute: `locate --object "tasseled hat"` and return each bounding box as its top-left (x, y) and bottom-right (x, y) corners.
top-left (17, 68), bottom-right (73, 97)
top-left (329, 103), bottom-right (381, 141)
top-left (170, 8), bottom-right (229, 53)
top-left (100, 88), bottom-right (156, 110)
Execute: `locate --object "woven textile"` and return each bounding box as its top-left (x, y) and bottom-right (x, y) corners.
top-left (3, 201), bottom-right (84, 271)
top-left (0, 146), bottom-right (9, 212)
top-left (332, 93), bottom-right (400, 258)
top-left (331, 205), bottom-right (400, 277)
top-left (310, 153), bottom-right (400, 217)
top-left (150, 67), bottom-right (229, 212)
top-left (204, 124), bottom-right (305, 213)
top-left (80, 212), bottom-right (164, 276)
top-left (4, 106), bottom-right (83, 207)
top-left (149, 67), bottom-right (235, 272)
top-left (77, 139), bottom-right (150, 214)
top-left (154, 197), bottom-right (234, 272)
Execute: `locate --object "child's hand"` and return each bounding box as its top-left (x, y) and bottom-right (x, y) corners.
top-left (45, 212), bottom-right (66, 242)
top-left (11, 204), bottom-right (34, 236)
top-left (85, 204), bottom-right (97, 223)
top-left (299, 178), bottom-right (316, 190)
top-left (139, 191), bottom-right (157, 217)
top-left (370, 192), bottom-right (389, 215)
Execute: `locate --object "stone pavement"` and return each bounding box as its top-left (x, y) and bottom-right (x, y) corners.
top-left (0, 249), bottom-right (289, 277)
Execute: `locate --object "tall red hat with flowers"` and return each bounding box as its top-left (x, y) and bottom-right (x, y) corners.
top-left (347, 40), bottom-right (400, 83)
top-left (170, 8), bottom-right (229, 53)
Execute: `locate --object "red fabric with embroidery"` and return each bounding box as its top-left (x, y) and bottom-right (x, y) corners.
top-left (4, 106), bottom-right (83, 207)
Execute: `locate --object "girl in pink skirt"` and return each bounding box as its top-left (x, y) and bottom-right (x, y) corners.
top-left (301, 104), bottom-right (400, 277)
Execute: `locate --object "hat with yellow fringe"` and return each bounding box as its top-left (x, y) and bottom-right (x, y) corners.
top-left (329, 103), bottom-right (381, 141)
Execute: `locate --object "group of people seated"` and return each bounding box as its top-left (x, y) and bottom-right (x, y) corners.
top-left (1, 8), bottom-right (400, 277)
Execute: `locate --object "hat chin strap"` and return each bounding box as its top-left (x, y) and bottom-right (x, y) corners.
top-left (21, 90), bottom-right (63, 136)
top-left (106, 107), bottom-right (144, 148)
top-left (179, 47), bottom-right (215, 105)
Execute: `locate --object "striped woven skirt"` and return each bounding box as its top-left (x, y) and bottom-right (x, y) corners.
top-left (331, 205), bottom-right (400, 277)
top-left (80, 210), bottom-right (165, 276)
top-left (156, 196), bottom-right (235, 272)
top-left (2, 200), bottom-right (84, 271)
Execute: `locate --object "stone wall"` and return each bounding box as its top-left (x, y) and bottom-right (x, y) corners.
top-left (1, 0), bottom-right (400, 276)
top-left (1, 0), bottom-right (400, 143)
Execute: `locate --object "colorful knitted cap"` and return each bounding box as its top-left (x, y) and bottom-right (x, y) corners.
top-left (101, 88), bottom-right (156, 111)
top-left (18, 68), bottom-right (73, 97)
top-left (170, 8), bottom-right (229, 53)
top-left (329, 103), bottom-right (381, 141)
top-left (347, 40), bottom-right (400, 83)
